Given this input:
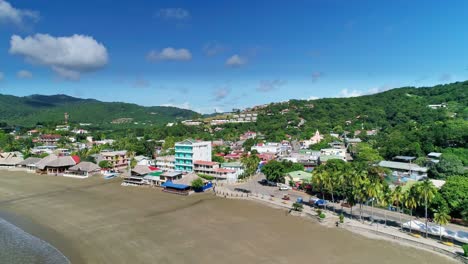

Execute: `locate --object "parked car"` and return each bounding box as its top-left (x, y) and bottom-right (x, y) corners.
top-left (267, 181), bottom-right (277, 186)
top-left (234, 188), bottom-right (251, 194)
top-left (278, 184), bottom-right (291, 191)
top-left (259, 179), bottom-right (268, 185)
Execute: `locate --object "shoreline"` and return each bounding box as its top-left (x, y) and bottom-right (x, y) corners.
top-left (0, 208), bottom-right (83, 263)
top-left (215, 188), bottom-right (466, 264)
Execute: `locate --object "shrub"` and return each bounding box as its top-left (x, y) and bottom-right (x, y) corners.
top-left (316, 209), bottom-right (322, 215)
top-left (319, 213), bottom-right (326, 219)
top-left (292, 202), bottom-right (303, 212)
top-left (339, 213), bottom-right (344, 223)
top-left (463, 244), bottom-right (468, 257)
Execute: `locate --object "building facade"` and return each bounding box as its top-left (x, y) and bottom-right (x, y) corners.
top-left (174, 139), bottom-right (212, 172)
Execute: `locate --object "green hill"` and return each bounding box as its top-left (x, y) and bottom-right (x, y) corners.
top-left (0, 94), bottom-right (199, 126)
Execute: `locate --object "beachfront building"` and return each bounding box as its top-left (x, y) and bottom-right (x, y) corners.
top-left (0, 152), bottom-right (24, 169)
top-left (155, 155), bottom-right (175, 171)
top-left (16, 157), bottom-right (42, 172)
top-left (221, 162), bottom-right (245, 181)
top-left (193, 160), bottom-right (236, 182)
top-left (97, 150), bottom-right (129, 171)
top-left (64, 162), bottom-right (101, 178)
top-left (36, 155), bottom-right (80, 175)
top-left (174, 139), bottom-right (212, 172)
top-left (159, 171), bottom-right (183, 183)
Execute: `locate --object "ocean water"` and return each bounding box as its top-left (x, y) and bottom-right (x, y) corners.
top-left (0, 217), bottom-right (69, 264)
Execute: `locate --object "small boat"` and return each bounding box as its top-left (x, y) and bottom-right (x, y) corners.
top-left (103, 170), bottom-right (120, 179)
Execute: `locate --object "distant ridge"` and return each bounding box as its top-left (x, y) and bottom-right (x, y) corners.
top-left (0, 94), bottom-right (199, 126)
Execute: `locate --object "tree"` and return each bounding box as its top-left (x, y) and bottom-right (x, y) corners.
top-left (378, 185), bottom-right (393, 226)
top-left (99, 160), bottom-right (112, 169)
top-left (404, 186), bottom-right (419, 233)
top-left (163, 136), bottom-right (175, 150)
top-left (430, 154), bottom-right (464, 179)
top-left (241, 154), bottom-right (260, 178)
top-left (415, 179), bottom-right (437, 238)
top-left (261, 160), bottom-right (285, 182)
top-left (433, 207), bottom-right (451, 241)
top-left (355, 143), bottom-right (383, 163)
top-left (212, 155), bottom-right (225, 163)
top-left (191, 178), bottom-right (204, 190)
top-left (366, 179), bottom-right (382, 224)
top-left (461, 200), bottom-right (468, 222)
top-left (392, 186), bottom-right (404, 230)
top-left (439, 176), bottom-right (468, 218)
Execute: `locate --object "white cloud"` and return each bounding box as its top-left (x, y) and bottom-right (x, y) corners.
top-left (213, 86), bottom-right (230, 101)
top-left (225, 54), bottom-right (247, 67)
top-left (203, 42), bottom-right (226, 56)
top-left (0, 0), bottom-right (39, 27)
top-left (146, 47), bottom-right (192, 61)
top-left (338, 88), bottom-right (362, 98)
top-left (161, 101), bottom-right (191, 110)
top-left (9, 34), bottom-right (108, 80)
top-left (439, 73), bottom-right (452, 82)
top-left (257, 79), bottom-right (286, 92)
top-left (311, 71), bottom-right (323, 82)
top-left (17, 69), bottom-right (32, 79)
top-left (307, 96), bottom-right (319, 100)
top-left (157, 8), bottom-right (190, 20)
top-left (0, 72), bottom-right (3, 81)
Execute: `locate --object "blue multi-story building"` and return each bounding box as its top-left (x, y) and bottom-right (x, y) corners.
top-left (174, 139), bottom-right (212, 172)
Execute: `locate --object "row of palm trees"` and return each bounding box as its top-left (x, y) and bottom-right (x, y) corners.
top-left (311, 161), bottom-right (451, 239)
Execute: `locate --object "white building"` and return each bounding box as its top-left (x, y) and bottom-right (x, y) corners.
top-left (174, 139), bottom-right (212, 172)
top-left (320, 148), bottom-right (347, 162)
top-left (155, 155), bottom-right (175, 171)
top-left (252, 142), bottom-right (281, 154)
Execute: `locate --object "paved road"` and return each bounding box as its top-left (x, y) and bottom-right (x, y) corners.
top-left (228, 174), bottom-right (468, 233)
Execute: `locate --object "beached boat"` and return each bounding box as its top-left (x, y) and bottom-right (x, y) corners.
top-left (103, 170), bottom-right (120, 179)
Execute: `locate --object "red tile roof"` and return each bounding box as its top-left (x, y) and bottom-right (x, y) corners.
top-left (194, 160), bottom-right (219, 166)
top-left (215, 168), bottom-right (235, 173)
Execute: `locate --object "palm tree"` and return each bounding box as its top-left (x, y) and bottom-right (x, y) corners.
top-left (352, 170), bottom-right (368, 222)
top-left (404, 186), bottom-right (418, 234)
top-left (366, 179), bottom-right (382, 224)
top-left (433, 207), bottom-right (451, 241)
top-left (415, 179), bottom-right (437, 238)
top-left (392, 186), bottom-right (404, 230)
top-left (378, 186), bottom-right (392, 226)
top-left (312, 167), bottom-right (327, 202)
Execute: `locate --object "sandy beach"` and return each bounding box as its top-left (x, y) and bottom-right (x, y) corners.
top-left (0, 171), bottom-right (456, 264)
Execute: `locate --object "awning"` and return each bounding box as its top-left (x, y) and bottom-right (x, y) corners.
top-left (162, 181), bottom-right (190, 190)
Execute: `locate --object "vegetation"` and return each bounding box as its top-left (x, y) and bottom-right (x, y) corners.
top-left (191, 178), bottom-right (204, 190)
top-left (433, 207), bottom-right (451, 241)
top-left (292, 202), bottom-right (303, 212)
top-left (463, 244), bottom-right (468, 257)
top-left (98, 160), bottom-right (112, 169)
top-left (261, 160), bottom-right (304, 182)
top-left (0, 94), bottom-right (198, 126)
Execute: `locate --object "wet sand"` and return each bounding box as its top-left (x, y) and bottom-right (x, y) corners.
top-left (0, 171), bottom-right (455, 264)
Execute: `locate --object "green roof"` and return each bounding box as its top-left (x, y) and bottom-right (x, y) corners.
top-left (287, 170), bottom-right (312, 180)
top-left (149, 171), bottom-right (163, 176)
top-left (320, 155), bottom-right (344, 162)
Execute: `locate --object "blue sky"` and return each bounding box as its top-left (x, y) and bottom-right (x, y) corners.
top-left (1, 0), bottom-right (468, 113)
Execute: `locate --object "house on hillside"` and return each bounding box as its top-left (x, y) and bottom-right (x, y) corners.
top-left (38, 134), bottom-right (61, 145)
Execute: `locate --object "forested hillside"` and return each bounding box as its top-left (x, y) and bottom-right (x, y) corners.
top-left (0, 94), bottom-right (199, 126)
